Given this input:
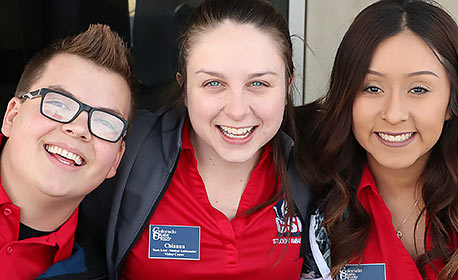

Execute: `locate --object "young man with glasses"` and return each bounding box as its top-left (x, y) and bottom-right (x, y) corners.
top-left (0, 24), bottom-right (135, 279)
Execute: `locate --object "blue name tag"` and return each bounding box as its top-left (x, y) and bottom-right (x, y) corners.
top-left (148, 225), bottom-right (200, 260)
top-left (337, 263), bottom-right (386, 280)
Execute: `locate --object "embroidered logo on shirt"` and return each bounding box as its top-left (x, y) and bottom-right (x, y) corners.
top-left (272, 198), bottom-right (302, 244)
top-left (148, 225), bottom-right (200, 260)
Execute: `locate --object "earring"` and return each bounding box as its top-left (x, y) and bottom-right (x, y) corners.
top-left (381, 111), bottom-right (386, 117)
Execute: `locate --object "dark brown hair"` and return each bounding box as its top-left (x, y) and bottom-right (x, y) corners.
top-left (177, 0), bottom-right (297, 227)
top-left (15, 24), bottom-right (137, 122)
top-left (297, 0), bottom-right (458, 278)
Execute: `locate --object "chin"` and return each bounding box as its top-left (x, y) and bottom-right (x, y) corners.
top-left (219, 151), bottom-right (258, 164)
top-left (373, 157), bottom-right (419, 171)
top-left (37, 185), bottom-right (72, 198)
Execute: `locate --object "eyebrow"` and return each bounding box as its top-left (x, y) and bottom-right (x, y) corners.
top-left (367, 69), bottom-right (440, 79)
top-left (247, 71), bottom-right (278, 79)
top-left (195, 70), bottom-right (278, 79)
top-left (195, 70), bottom-right (225, 78)
top-left (407, 70), bottom-right (440, 78)
top-left (47, 85), bottom-right (124, 116)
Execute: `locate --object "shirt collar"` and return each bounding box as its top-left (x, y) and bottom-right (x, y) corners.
top-left (357, 164), bottom-right (379, 198)
top-left (181, 117), bottom-right (193, 151)
top-left (0, 134), bottom-right (13, 206)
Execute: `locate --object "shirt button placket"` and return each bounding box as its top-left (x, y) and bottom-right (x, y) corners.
top-left (223, 241), bottom-right (238, 266)
top-left (3, 207), bottom-right (12, 216)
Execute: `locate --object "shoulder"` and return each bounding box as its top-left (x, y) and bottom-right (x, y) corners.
top-left (126, 105), bottom-right (186, 144)
top-left (120, 105), bottom-right (186, 164)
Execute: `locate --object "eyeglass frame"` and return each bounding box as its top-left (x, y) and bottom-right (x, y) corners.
top-left (20, 88), bottom-right (128, 143)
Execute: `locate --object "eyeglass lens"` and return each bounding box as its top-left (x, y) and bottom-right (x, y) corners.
top-left (41, 92), bottom-right (125, 142)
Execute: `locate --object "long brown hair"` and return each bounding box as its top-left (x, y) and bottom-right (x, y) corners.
top-left (296, 0), bottom-right (458, 278)
top-left (176, 0), bottom-right (298, 225)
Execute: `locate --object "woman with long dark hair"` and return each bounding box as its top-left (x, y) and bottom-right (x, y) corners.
top-left (297, 0), bottom-right (458, 279)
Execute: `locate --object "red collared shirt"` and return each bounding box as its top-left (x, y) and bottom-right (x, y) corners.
top-left (0, 134), bottom-right (78, 280)
top-left (352, 165), bottom-right (457, 280)
top-left (122, 121), bottom-right (303, 280)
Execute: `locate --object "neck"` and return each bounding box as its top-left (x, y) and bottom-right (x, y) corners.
top-left (14, 195), bottom-right (77, 231)
top-left (190, 129), bottom-right (261, 219)
top-left (366, 153), bottom-right (427, 203)
top-left (0, 148), bottom-right (78, 231)
top-left (191, 131), bottom-right (261, 184)
top-left (367, 153), bottom-right (427, 256)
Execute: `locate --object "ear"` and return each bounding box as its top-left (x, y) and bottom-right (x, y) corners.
top-left (1, 97), bottom-right (22, 137)
top-left (288, 73), bottom-right (295, 93)
top-left (105, 140), bottom-right (126, 179)
top-left (287, 73), bottom-right (295, 105)
top-left (445, 110), bottom-right (452, 121)
top-left (176, 72), bottom-right (183, 86)
top-left (176, 72), bottom-right (188, 107)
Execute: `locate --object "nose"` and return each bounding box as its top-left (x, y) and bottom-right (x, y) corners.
top-left (223, 88), bottom-right (250, 121)
top-left (61, 111), bottom-right (92, 141)
top-left (381, 90), bottom-right (409, 124)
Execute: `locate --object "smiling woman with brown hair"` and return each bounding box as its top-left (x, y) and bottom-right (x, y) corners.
top-left (297, 0), bottom-right (458, 279)
top-left (80, 0), bottom-right (312, 279)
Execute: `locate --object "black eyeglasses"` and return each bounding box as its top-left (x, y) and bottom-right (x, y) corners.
top-left (21, 88), bottom-right (128, 143)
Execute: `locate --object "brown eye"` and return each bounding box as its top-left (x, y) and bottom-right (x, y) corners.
top-left (409, 86), bottom-right (430, 95)
top-left (363, 86), bottom-right (383, 94)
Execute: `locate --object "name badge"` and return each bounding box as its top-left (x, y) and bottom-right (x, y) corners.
top-left (338, 263), bottom-right (386, 280)
top-left (148, 225), bottom-right (200, 260)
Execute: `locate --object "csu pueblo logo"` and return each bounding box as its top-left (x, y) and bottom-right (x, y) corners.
top-left (273, 198), bottom-right (302, 237)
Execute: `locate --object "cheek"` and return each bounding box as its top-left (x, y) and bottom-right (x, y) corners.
top-left (187, 92), bottom-right (222, 122)
top-left (352, 99), bottom-right (374, 142)
top-left (414, 96), bottom-right (450, 137)
top-left (254, 95), bottom-right (286, 131)
top-left (185, 96), bottom-right (212, 141)
top-left (186, 98), bottom-right (203, 126)
top-left (14, 113), bottom-right (55, 137)
top-left (93, 143), bottom-right (120, 168)
top-left (418, 113), bottom-right (447, 143)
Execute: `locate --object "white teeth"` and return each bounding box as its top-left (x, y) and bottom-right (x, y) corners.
top-left (45, 145), bottom-right (83, 166)
top-left (219, 125), bottom-right (255, 139)
top-left (378, 132), bottom-right (414, 142)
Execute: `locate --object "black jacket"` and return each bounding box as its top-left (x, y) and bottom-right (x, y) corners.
top-left (77, 105), bottom-right (312, 279)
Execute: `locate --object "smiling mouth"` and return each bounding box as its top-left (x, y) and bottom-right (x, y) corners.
top-left (376, 132), bottom-right (415, 142)
top-left (45, 144), bottom-right (85, 166)
top-left (218, 125), bottom-right (256, 139)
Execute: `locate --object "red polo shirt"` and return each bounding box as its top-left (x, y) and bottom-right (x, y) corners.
top-left (0, 135), bottom-right (78, 279)
top-left (351, 165), bottom-right (457, 279)
top-left (122, 121), bottom-right (303, 280)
